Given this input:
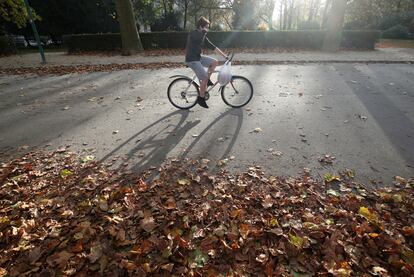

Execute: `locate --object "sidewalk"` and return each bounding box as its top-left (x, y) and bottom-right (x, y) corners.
top-left (1, 48), bottom-right (413, 69)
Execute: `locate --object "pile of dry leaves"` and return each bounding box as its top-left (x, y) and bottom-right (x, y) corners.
top-left (0, 151), bottom-right (413, 276)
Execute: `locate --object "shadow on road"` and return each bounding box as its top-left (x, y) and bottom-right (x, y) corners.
top-left (100, 107), bottom-right (244, 176)
top-left (180, 108), bottom-right (244, 163)
top-left (100, 110), bottom-right (195, 169)
top-left (334, 64), bottom-right (414, 168)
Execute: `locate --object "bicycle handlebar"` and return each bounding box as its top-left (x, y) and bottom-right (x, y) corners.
top-left (224, 52), bottom-right (234, 65)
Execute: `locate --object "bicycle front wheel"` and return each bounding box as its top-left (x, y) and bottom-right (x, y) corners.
top-left (221, 76), bottom-right (253, 108)
top-left (167, 78), bottom-right (199, 109)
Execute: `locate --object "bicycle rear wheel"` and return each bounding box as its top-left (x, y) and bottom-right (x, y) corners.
top-left (221, 76), bottom-right (253, 108)
top-left (167, 78), bottom-right (199, 109)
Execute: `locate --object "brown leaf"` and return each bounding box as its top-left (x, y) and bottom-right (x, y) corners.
top-left (116, 229), bottom-right (126, 242)
top-left (239, 223), bottom-right (251, 240)
top-left (165, 197), bottom-right (176, 210)
top-left (161, 263), bottom-right (174, 272)
top-left (71, 241), bottom-right (83, 253)
top-left (262, 194), bottom-right (274, 208)
top-left (140, 216), bottom-right (157, 233)
top-left (89, 244), bottom-right (103, 263)
top-left (46, 251), bottom-right (73, 269)
top-left (120, 259), bottom-right (138, 271)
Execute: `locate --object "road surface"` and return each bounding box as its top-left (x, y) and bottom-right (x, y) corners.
top-left (0, 63), bottom-right (413, 185)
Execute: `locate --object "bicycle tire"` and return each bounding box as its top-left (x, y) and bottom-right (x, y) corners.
top-left (221, 75), bottom-right (253, 108)
top-left (167, 78), bottom-right (199, 110)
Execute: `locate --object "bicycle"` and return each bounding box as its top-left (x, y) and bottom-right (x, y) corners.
top-left (167, 53), bottom-right (253, 109)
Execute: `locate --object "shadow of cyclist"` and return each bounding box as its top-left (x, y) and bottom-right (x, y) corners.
top-left (180, 108), bottom-right (244, 165)
top-left (100, 110), bottom-right (198, 170)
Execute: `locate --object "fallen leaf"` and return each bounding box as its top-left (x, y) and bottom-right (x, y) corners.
top-left (370, 266), bottom-right (388, 276)
top-left (60, 169), bottom-right (73, 178)
top-left (324, 173), bottom-right (341, 183)
top-left (46, 251), bottom-right (73, 269)
top-left (217, 159), bottom-right (228, 167)
top-left (89, 244), bottom-right (103, 263)
top-left (289, 233), bottom-right (307, 249)
top-left (327, 189), bottom-right (341, 197)
top-left (189, 249), bottom-right (209, 268)
top-left (251, 127), bottom-right (262, 133)
top-left (141, 216), bottom-right (157, 233)
top-left (177, 178), bottom-right (191, 185)
top-left (262, 194), bottom-right (274, 208)
top-left (80, 155), bottom-right (95, 163)
top-left (161, 263), bottom-right (174, 272)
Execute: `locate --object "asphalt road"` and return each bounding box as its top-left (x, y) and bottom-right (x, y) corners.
top-left (0, 63), bottom-right (413, 185)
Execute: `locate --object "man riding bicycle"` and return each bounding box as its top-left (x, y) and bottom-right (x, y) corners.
top-left (185, 17), bottom-right (228, 109)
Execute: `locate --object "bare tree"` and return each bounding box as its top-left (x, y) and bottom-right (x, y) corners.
top-left (177, 0), bottom-right (190, 29)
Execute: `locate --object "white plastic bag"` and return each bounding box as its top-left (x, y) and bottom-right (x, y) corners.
top-left (218, 62), bottom-right (232, 86)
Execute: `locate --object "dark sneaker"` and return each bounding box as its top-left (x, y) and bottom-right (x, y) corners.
top-left (207, 79), bottom-right (214, 87)
top-left (197, 96), bottom-right (209, 109)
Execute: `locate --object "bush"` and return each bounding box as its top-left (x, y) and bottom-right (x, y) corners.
top-left (382, 25), bottom-right (410, 39)
top-left (0, 36), bottom-right (17, 55)
top-left (63, 30), bottom-right (380, 52)
top-left (140, 32), bottom-right (188, 49)
top-left (341, 30), bottom-right (381, 49)
top-left (63, 33), bottom-right (122, 53)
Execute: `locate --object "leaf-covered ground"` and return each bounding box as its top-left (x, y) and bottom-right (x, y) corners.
top-left (0, 151), bottom-right (413, 276)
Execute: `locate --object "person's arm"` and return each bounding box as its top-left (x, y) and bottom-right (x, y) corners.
top-left (214, 47), bottom-right (227, 59)
top-left (205, 36), bottom-right (228, 59)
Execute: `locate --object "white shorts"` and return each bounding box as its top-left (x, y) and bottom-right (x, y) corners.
top-left (186, 55), bottom-right (217, 82)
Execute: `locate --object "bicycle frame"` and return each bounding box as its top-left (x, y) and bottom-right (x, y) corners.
top-left (169, 52), bottom-right (236, 100)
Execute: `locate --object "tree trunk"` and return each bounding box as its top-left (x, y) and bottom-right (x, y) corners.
top-left (283, 0), bottom-right (288, 30)
top-left (162, 0), bottom-right (167, 17)
top-left (288, 0), bottom-right (294, 30)
top-left (322, 0), bottom-right (347, 52)
top-left (308, 0), bottom-right (314, 22)
top-left (115, 0), bottom-right (143, 55)
top-left (183, 1), bottom-right (188, 29)
top-left (267, 0), bottom-right (276, 30)
top-left (279, 1), bottom-right (283, 29)
top-left (322, 0), bottom-right (332, 28)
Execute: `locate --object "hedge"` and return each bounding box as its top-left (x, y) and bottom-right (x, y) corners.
top-left (63, 33), bottom-right (122, 52)
top-left (382, 25), bottom-right (410, 39)
top-left (341, 30), bottom-right (381, 49)
top-left (0, 36), bottom-right (17, 55)
top-left (63, 30), bottom-right (381, 53)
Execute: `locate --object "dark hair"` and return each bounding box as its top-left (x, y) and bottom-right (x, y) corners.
top-left (197, 17), bottom-right (210, 29)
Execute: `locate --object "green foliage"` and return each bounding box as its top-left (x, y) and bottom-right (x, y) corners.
top-left (382, 24), bottom-right (410, 39)
top-left (0, 35), bottom-right (17, 55)
top-left (3, 0), bottom-right (118, 37)
top-left (0, 0), bottom-right (27, 28)
top-left (64, 30), bottom-right (380, 52)
top-left (345, 0), bottom-right (414, 29)
top-left (378, 11), bottom-right (414, 32)
top-left (132, 0), bottom-right (160, 28)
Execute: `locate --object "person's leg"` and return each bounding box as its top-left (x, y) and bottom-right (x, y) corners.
top-left (201, 56), bottom-right (218, 86)
top-left (187, 61), bottom-right (209, 108)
